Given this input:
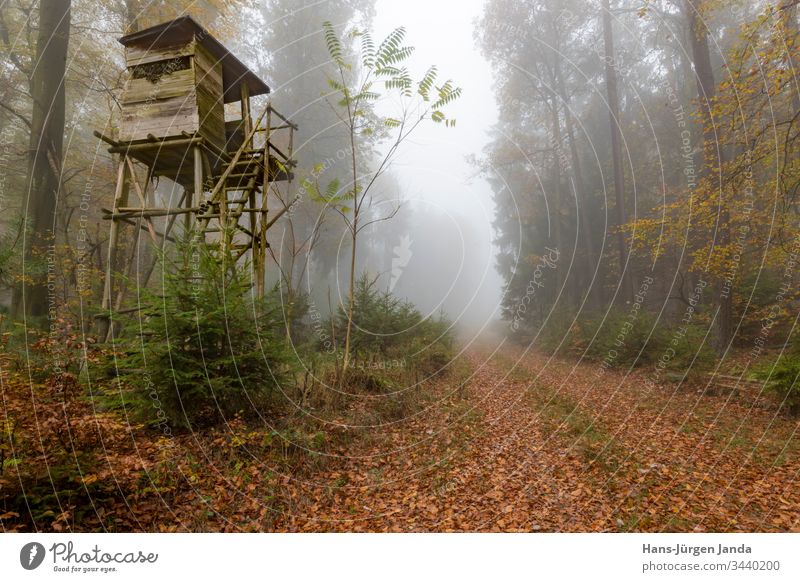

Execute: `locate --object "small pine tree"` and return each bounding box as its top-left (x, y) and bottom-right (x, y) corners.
top-left (334, 274), bottom-right (453, 373)
top-left (110, 242), bottom-right (294, 430)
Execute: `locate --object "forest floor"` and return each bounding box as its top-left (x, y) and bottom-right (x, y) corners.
top-left (274, 339), bottom-right (800, 532)
top-left (3, 338), bottom-right (800, 532)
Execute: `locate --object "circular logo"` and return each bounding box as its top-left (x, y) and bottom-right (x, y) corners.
top-left (20, 542), bottom-right (46, 570)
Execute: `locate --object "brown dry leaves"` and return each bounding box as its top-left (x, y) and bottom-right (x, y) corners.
top-left (3, 344), bottom-right (799, 532)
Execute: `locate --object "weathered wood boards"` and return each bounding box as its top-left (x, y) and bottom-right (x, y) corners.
top-left (118, 16), bottom-right (267, 175)
top-left (119, 41), bottom-right (224, 152)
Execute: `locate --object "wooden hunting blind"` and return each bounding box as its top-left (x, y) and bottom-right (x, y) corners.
top-left (116, 16), bottom-right (280, 185)
top-left (97, 16), bottom-right (297, 337)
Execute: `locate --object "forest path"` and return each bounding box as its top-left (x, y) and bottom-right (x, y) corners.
top-left (277, 344), bottom-right (612, 531)
top-left (492, 343), bottom-right (800, 532)
top-left (275, 342), bottom-right (800, 532)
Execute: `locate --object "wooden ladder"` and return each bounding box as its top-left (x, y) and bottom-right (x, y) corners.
top-left (194, 103), bottom-right (296, 297)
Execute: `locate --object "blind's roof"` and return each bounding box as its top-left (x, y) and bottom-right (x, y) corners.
top-left (119, 16), bottom-right (270, 103)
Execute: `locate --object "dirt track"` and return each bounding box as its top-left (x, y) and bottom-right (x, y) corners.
top-left (276, 342), bottom-right (800, 532)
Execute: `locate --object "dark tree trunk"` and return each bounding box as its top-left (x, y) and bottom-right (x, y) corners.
top-left (12, 0), bottom-right (71, 320)
top-left (601, 0), bottom-right (630, 303)
top-left (544, 14), bottom-right (569, 304)
top-left (685, 0), bottom-right (731, 354)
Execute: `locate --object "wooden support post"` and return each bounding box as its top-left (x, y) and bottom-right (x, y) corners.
top-left (124, 157), bottom-right (160, 246)
top-left (220, 187), bottom-right (230, 262)
top-left (201, 147), bottom-right (213, 182)
top-left (99, 158), bottom-right (129, 339)
top-left (111, 215), bottom-right (143, 314)
top-left (236, 86), bottom-right (253, 278)
top-left (190, 144), bottom-right (203, 234)
top-left (241, 83), bottom-right (252, 145)
top-left (249, 187), bottom-right (258, 296)
top-left (256, 106), bottom-right (273, 300)
top-left (102, 160), bottom-right (129, 308)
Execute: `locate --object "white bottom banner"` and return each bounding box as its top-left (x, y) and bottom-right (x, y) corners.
top-left (1, 534), bottom-right (797, 581)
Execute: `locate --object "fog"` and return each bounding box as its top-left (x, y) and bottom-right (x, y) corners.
top-left (256, 0), bottom-right (504, 334)
top-left (365, 0), bottom-right (503, 331)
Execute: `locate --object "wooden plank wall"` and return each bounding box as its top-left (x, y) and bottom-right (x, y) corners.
top-left (193, 42), bottom-right (225, 153)
top-left (125, 42), bottom-right (195, 67)
top-left (119, 42), bottom-right (200, 143)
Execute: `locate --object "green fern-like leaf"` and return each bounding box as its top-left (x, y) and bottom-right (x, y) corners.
top-left (380, 46), bottom-right (415, 66)
top-left (418, 66), bottom-right (438, 100)
top-left (384, 69), bottom-right (413, 96)
top-left (361, 31), bottom-right (376, 68)
top-left (323, 21), bottom-right (345, 67)
top-left (432, 81), bottom-right (462, 109)
top-left (375, 66), bottom-right (402, 77)
top-left (375, 27), bottom-right (408, 68)
top-left (356, 90), bottom-right (380, 102)
top-left (325, 178), bottom-right (341, 199)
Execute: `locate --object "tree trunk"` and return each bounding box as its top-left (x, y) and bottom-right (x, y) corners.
top-left (12, 0), bottom-right (71, 320)
top-left (601, 0), bottom-right (631, 303)
top-left (342, 124), bottom-right (360, 374)
top-left (555, 53), bottom-right (602, 308)
top-left (342, 219), bottom-right (357, 373)
top-left (548, 96), bottom-right (563, 295)
top-left (685, 0), bottom-right (731, 354)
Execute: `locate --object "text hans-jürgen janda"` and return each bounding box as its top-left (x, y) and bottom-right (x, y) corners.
top-left (643, 543), bottom-right (751, 557)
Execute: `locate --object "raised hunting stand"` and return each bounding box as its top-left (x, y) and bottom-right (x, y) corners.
top-left (97, 16), bottom-right (296, 338)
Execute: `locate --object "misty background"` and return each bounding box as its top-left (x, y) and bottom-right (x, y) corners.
top-left (255, 0), bottom-right (505, 334)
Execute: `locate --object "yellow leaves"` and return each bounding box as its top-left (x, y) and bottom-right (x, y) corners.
top-left (81, 474), bottom-right (99, 485)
